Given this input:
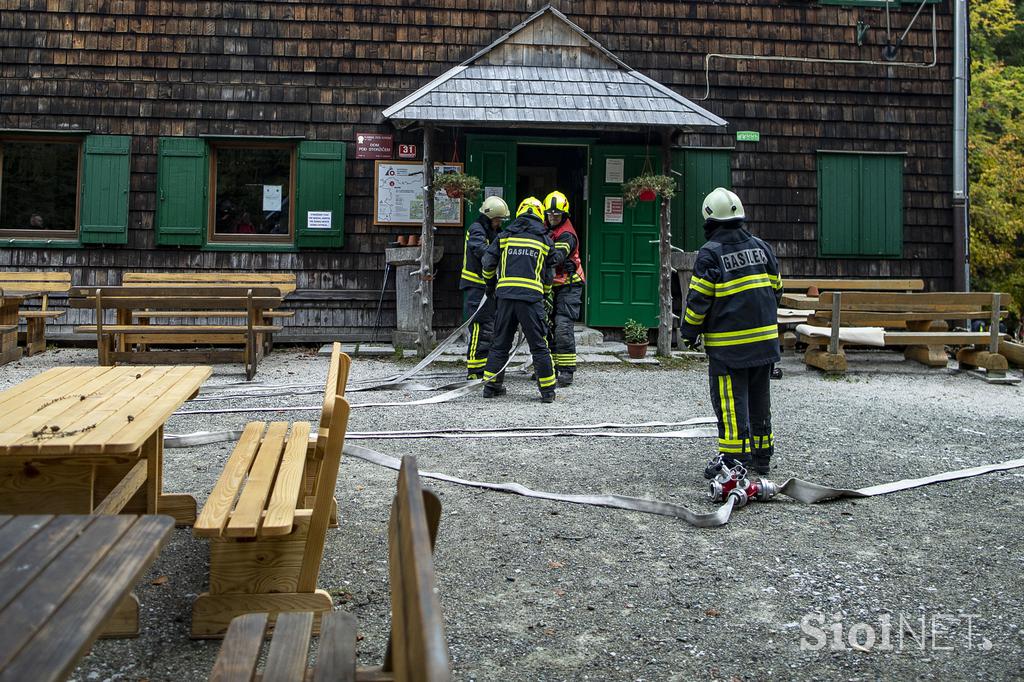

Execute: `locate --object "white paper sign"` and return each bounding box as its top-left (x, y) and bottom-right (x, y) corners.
top-left (307, 211), bottom-right (332, 230)
top-left (484, 186), bottom-right (503, 199)
top-left (262, 185), bottom-right (282, 211)
top-left (605, 158), bottom-right (625, 184)
top-left (604, 197), bottom-right (624, 224)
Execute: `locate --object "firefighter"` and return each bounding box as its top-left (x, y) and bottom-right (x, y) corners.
top-left (679, 188), bottom-right (783, 475)
top-left (543, 190), bottom-right (586, 387)
top-left (460, 195), bottom-right (510, 379)
top-left (480, 197), bottom-right (558, 402)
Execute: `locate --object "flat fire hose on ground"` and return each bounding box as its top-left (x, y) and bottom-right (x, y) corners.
top-left (163, 418), bottom-right (719, 448)
top-left (339, 443), bottom-right (1024, 528)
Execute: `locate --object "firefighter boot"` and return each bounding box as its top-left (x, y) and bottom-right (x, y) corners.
top-left (482, 383), bottom-right (507, 398)
top-left (557, 370), bottom-right (574, 387)
top-left (751, 453), bottom-right (771, 475)
top-left (540, 389), bottom-right (556, 403)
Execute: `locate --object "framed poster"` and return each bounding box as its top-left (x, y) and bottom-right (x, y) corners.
top-left (374, 161), bottom-right (465, 226)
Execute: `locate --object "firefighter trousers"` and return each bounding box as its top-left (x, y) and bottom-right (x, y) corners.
top-left (463, 287), bottom-right (495, 378)
top-left (551, 284), bottom-right (582, 373)
top-left (709, 363), bottom-right (774, 464)
top-left (483, 298), bottom-right (556, 394)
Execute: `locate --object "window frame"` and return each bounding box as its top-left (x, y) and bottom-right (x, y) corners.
top-left (0, 134), bottom-right (84, 241)
top-left (206, 140), bottom-right (297, 245)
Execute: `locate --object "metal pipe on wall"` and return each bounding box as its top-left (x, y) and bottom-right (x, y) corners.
top-left (953, 0), bottom-right (970, 291)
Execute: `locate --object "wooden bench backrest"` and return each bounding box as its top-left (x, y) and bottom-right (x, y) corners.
top-left (123, 272), bottom-right (297, 295)
top-left (313, 343), bottom-right (351, 461)
top-left (0, 271), bottom-right (72, 293)
top-left (385, 456), bottom-right (450, 682)
top-left (68, 286), bottom-right (284, 311)
top-left (295, 352), bottom-right (352, 592)
top-left (785, 278), bottom-right (925, 292)
top-left (816, 291), bottom-right (1009, 313)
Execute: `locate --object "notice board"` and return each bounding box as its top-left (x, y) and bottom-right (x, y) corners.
top-left (374, 161), bottom-right (464, 226)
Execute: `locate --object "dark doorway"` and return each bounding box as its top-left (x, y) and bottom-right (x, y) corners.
top-left (516, 144), bottom-right (588, 273)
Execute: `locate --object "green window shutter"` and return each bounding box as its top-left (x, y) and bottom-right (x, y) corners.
top-left (295, 140), bottom-right (346, 248)
top-left (155, 137), bottom-right (208, 246)
top-left (858, 155), bottom-right (903, 257)
top-left (818, 153), bottom-right (902, 258)
top-left (79, 135), bottom-right (131, 244)
top-left (672, 149), bottom-right (732, 252)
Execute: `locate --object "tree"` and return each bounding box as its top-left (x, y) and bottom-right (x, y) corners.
top-left (969, 0), bottom-right (1024, 318)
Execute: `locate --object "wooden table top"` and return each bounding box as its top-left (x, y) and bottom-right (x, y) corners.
top-left (0, 514), bottom-right (173, 682)
top-left (0, 365), bottom-right (212, 456)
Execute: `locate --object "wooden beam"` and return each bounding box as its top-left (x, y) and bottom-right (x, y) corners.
top-left (92, 459), bottom-right (148, 515)
top-left (418, 124), bottom-right (436, 356)
top-left (657, 128), bottom-right (673, 358)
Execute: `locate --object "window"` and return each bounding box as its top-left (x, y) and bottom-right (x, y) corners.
top-left (0, 134), bottom-right (130, 244)
top-left (156, 137), bottom-right (346, 250)
top-left (0, 139), bottom-right (79, 237)
top-left (817, 152), bottom-right (903, 258)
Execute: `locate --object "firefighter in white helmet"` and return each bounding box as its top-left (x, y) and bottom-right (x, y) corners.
top-left (460, 195), bottom-right (509, 379)
top-left (680, 188), bottom-right (783, 475)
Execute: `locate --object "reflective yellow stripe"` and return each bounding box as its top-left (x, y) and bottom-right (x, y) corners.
top-left (538, 373), bottom-right (556, 387)
top-left (718, 437), bottom-right (747, 446)
top-left (725, 376), bottom-right (737, 443)
top-left (684, 307), bottom-right (705, 325)
top-left (497, 277), bottom-right (544, 293)
top-left (468, 322), bottom-right (480, 361)
top-left (555, 242), bottom-right (570, 251)
top-left (461, 269), bottom-right (486, 285)
top-left (705, 330), bottom-right (779, 347)
top-left (705, 324), bottom-right (778, 340)
top-left (690, 276), bottom-right (715, 296)
top-left (715, 273), bottom-right (774, 297)
top-left (718, 376), bottom-right (730, 441)
top-left (482, 268), bottom-right (495, 279)
top-left (467, 359), bottom-right (487, 369)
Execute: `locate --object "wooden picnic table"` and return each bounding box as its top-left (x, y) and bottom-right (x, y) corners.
top-left (0, 365), bottom-right (212, 524)
top-left (0, 514), bottom-right (173, 681)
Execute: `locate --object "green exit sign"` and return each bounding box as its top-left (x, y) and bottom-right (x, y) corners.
top-left (736, 131), bottom-right (760, 142)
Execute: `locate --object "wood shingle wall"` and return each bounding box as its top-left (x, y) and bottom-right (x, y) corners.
top-left (0, 0), bottom-right (955, 339)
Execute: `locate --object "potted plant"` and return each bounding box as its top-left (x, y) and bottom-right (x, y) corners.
top-left (623, 318), bottom-right (650, 359)
top-left (621, 173), bottom-right (677, 206)
top-left (431, 172), bottom-right (482, 201)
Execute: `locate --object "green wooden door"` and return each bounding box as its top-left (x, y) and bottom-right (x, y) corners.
top-left (465, 136), bottom-right (517, 229)
top-left (672, 148), bottom-right (733, 252)
top-left (587, 145), bottom-right (660, 328)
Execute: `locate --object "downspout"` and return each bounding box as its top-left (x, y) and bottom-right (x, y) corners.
top-left (953, 0), bottom-right (970, 291)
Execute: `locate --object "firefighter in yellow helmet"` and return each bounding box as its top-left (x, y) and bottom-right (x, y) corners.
top-left (460, 195), bottom-right (510, 379)
top-left (480, 197), bottom-right (558, 402)
top-left (680, 188), bottom-right (783, 476)
top-left (542, 190), bottom-right (586, 387)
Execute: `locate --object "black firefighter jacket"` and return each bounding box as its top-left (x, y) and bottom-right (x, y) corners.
top-left (481, 213), bottom-right (555, 303)
top-left (460, 215), bottom-right (497, 290)
top-left (680, 222), bottom-right (783, 371)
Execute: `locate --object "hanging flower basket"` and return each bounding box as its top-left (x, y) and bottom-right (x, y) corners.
top-left (622, 174), bottom-right (677, 206)
top-left (431, 172), bottom-right (481, 202)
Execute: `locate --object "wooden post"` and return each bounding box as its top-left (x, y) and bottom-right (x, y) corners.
top-left (417, 124), bottom-right (436, 356)
top-left (829, 292), bottom-right (842, 356)
top-left (656, 129), bottom-right (674, 357)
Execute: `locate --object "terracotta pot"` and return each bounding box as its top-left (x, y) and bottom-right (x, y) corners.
top-left (806, 285), bottom-right (820, 297)
top-left (444, 187), bottom-right (463, 199)
top-left (626, 342), bottom-right (649, 359)
top-left (638, 188), bottom-right (657, 202)
top-left (407, 234), bottom-right (420, 246)
top-left (396, 235), bottom-right (408, 246)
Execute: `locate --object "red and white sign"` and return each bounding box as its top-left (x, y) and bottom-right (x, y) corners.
top-left (397, 143), bottom-right (418, 159)
top-left (355, 132), bottom-right (394, 159)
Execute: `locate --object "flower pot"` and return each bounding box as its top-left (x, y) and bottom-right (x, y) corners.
top-left (444, 187), bottom-right (463, 199)
top-left (396, 235), bottom-right (408, 246)
top-left (637, 188), bottom-right (657, 202)
top-left (407, 234), bottom-right (420, 246)
top-left (626, 342), bottom-right (649, 359)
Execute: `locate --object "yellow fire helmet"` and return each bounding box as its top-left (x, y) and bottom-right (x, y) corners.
top-left (543, 190), bottom-right (570, 215)
top-left (516, 196), bottom-right (545, 219)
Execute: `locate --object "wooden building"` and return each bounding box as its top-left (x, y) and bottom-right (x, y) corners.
top-left (0, 0), bottom-right (956, 342)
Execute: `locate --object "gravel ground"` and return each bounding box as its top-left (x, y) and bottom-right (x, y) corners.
top-left (2, 346), bottom-right (1023, 682)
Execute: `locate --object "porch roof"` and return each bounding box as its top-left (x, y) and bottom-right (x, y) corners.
top-left (381, 7), bottom-right (727, 131)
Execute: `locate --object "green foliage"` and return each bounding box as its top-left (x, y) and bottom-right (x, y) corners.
top-left (969, 0), bottom-right (1024, 316)
top-left (622, 318), bottom-right (649, 344)
top-left (431, 172), bottom-right (482, 201)
top-left (621, 174), bottom-right (677, 206)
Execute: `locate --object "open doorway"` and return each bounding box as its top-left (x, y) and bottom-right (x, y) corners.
top-left (516, 144), bottom-right (588, 282)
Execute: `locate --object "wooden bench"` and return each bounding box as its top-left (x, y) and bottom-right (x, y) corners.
top-left (798, 291), bottom-right (1010, 374)
top-left (0, 271), bottom-right (72, 356)
top-left (123, 272), bottom-right (295, 353)
top-left (209, 455), bottom-right (450, 681)
top-left (191, 345), bottom-right (352, 638)
top-left (69, 286), bottom-right (283, 380)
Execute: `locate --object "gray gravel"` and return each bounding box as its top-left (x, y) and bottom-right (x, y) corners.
top-left (2, 346), bottom-right (1022, 681)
